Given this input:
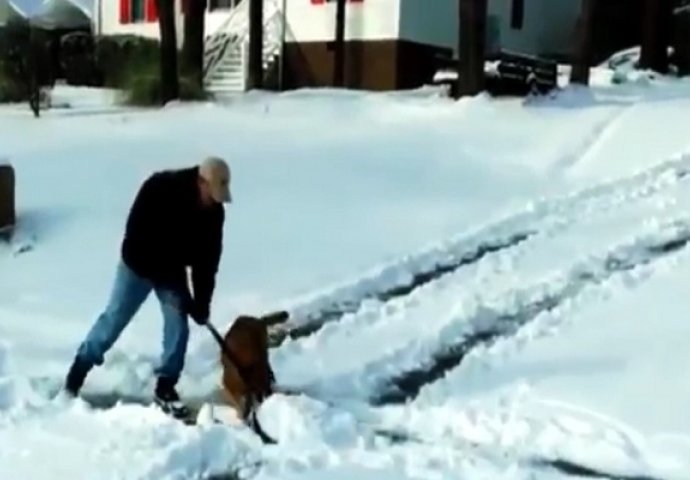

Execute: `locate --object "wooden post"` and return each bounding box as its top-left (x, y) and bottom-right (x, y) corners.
top-left (247, 0), bottom-right (264, 90)
top-left (157, 0), bottom-right (179, 104)
top-left (0, 164), bottom-right (15, 237)
top-left (457, 0), bottom-right (488, 98)
top-left (334, 0), bottom-right (346, 87)
top-left (570, 0), bottom-right (596, 85)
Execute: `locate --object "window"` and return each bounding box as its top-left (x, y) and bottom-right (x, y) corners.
top-left (511, 0), bottom-right (524, 30)
top-left (310, 0), bottom-right (364, 4)
top-left (132, 0), bottom-right (145, 22)
top-left (119, 0), bottom-right (158, 24)
top-left (209, 0), bottom-right (238, 10)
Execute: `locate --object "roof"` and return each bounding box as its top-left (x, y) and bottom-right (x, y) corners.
top-left (30, 0), bottom-right (92, 29)
top-left (0, 0), bottom-right (28, 26)
top-left (11, 0), bottom-right (94, 17)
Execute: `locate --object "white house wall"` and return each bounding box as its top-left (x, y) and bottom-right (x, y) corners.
top-left (98, 0), bottom-right (184, 47)
top-left (284, 0), bottom-right (400, 43)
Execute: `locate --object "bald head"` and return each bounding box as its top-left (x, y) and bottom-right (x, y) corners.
top-left (198, 156), bottom-right (232, 205)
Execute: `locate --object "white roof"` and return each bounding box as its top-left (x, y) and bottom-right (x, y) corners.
top-left (29, 0), bottom-right (92, 30)
top-left (11, 0), bottom-right (94, 20)
top-left (0, 0), bottom-right (29, 25)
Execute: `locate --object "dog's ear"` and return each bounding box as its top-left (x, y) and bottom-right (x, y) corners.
top-left (261, 310), bottom-right (289, 327)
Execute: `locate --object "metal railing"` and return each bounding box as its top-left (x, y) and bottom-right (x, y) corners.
top-left (203, 0), bottom-right (282, 87)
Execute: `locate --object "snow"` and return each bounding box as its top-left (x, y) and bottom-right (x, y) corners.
top-left (3, 64), bottom-right (690, 479)
top-left (0, 342), bottom-right (16, 410)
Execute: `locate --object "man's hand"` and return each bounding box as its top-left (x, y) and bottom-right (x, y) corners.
top-left (188, 300), bottom-right (209, 326)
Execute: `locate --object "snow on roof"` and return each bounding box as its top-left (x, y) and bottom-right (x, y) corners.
top-left (11, 0), bottom-right (94, 18)
top-left (8, 0), bottom-right (44, 16)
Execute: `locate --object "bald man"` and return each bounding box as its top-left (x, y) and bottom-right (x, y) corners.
top-left (63, 157), bottom-right (231, 419)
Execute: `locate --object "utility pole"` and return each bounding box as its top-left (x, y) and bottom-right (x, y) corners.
top-left (570, 0), bottom-right (596, 85)
top-left (247, 0), bottom-right (264, 89)
top-left (334, 0), bottom-right (346, 87)
top-left (457, 0), bottom-right (488, 98)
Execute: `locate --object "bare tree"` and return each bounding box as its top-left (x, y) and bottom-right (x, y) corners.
top-left (182, 0), bottom-right (208, 89)
top-left (570, 0), bottom-right (596, 85)
top-left (247, 0), bottom-right (264, 89)
top-left (157, 0), bottom-right (179, 104)
top-left (457, 0), bottom-right (488, 98)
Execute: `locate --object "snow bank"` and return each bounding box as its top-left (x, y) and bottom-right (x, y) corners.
top-left (0, 400), bottom-right (261, 480)
top-left (0, 341), bottom-right (14, 410)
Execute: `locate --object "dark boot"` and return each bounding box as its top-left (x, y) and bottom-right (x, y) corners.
top-left (64, 356), bottom-right (92, 397)
top-left (153, 376), bottom-right (190, 420)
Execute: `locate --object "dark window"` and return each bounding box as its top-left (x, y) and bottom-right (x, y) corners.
top-left (131, 0), bottom-right (145, 22)
top-left (511, 0), bottom-right (524, 30)
top-left (209, 0), bottom-right (238, 10)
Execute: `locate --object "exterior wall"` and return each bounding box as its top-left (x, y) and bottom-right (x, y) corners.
top-left (397, 0), bottom-right (502, 56)
top-left (283, 39), bottom-right (449, 90)
top-left (487, 0), bottom-right (581, 59)
top-left (97, 0), bottom-right (184, 47)
top-left (536, 0), bottom-right (581, 59)
top-left (397, 0), bottom-right (456, 51)
top-left (284, 0), bottom-right (399, 43)
top-left (488, 0), bottom-right (542, 55)
top-left (99, 0), bottom-right (160, 37)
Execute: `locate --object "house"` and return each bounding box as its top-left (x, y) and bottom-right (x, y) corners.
top-left (97, 0), bottom-right (592, 93)
top-left (3, 0), bottom-right (643, 94)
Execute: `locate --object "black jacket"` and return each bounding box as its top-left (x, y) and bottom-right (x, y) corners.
top-left (121, 166), bottom-right (224, 313)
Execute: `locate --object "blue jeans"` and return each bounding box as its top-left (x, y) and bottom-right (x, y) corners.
top-left (76, 260), bottom-right (189, 382)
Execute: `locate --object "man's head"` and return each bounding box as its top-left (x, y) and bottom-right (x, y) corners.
top-left (198, 156), bottom-right (232, 206)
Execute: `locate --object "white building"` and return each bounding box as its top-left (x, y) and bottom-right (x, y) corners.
top-left (5, 0), bottom-right (586, 93)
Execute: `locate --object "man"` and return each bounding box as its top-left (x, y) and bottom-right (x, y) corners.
top-left (63, 157), bottom-right (231, 419)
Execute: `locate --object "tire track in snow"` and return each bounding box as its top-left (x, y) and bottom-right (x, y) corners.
top-left (276, 230), bottom-right (536, 343)
top-left (274, 153), bottom-right (690, 347)
top-left (533, 459), bottom-right (661, 480)
top-left (552, 103), bottom-right (635, 173)
top-left (371, 219), bottom-right (690, 405)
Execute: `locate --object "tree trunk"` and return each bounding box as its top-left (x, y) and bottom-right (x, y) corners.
top-left (457, 0), bottom-right (488, 98)
top-left (247, 0), bottom-right (264, 90)
top-left (570, 0), bottom-right (596, 85)
top-left (640, 0), bottom-right (672, 74)
top-left (182, 0), bottom-right (207, 89)
top-left (334, 0), bottom-right (346, 87)
top-left (157, 0), bottom-right (179, 104)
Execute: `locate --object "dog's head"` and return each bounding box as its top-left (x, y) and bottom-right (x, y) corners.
top-left (223, 311), bottom-right (288, 365)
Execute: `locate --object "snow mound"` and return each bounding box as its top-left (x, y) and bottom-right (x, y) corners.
top-left (0, 400), bottom-right (262, 480)
top-left (0, 342), bottom-right (16, 410)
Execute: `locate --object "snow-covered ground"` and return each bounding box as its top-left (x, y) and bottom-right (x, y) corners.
top-left (2, 64), bottom-right (690, 479)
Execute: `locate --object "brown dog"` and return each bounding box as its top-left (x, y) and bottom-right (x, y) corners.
top-left (220, 311), bottom-right (289, 420)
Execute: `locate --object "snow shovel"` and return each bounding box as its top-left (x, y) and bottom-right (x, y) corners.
top-left (204, 320), bottom-right (278, 445)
